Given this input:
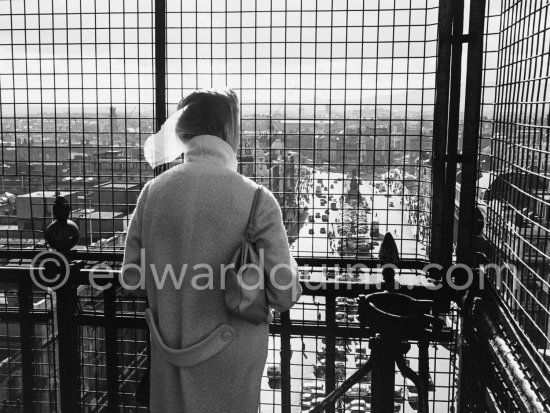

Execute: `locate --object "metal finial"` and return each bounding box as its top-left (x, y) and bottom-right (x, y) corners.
top-left (379, 232), bottom-right (400, 290)
top-left (45, 196), bottom-right (80, 252)
top-left (378, 232), bottom-right (400, 265)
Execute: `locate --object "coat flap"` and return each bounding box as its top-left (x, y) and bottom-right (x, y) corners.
top-left (145, 309), bottom-right (237, 368)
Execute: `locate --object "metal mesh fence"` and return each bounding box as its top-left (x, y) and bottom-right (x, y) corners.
top-left (164, 0), bottom-right (439, 260)
top-left (0, 0), bottom-right (441, 260)
top-left (0, 289), bottom-right (56, 412)
top-left (0, 0), bottom-right (156, 252)
top-left (479, 0), bottom-right (550, 377)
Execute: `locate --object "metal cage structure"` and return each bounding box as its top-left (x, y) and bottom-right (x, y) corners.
top-left (457, 0), bottom-right (550, 412)
top-left (0, 0), bottom-right (548, 412)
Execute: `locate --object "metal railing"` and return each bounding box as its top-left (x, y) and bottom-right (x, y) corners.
top-left (0, 260), bottom-right (459, 413)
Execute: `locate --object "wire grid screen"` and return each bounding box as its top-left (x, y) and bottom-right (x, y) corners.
top-left (72, 283), bottom-right (459, 413)
top-left (0, 0), bottom-right (155, 253)
top-left (479, 0), bottom-right (550, 369)
top-left (259, 292), bottom-right (459, 413)
top-left (0, 0), bottom-right (441, 259)
top-left (115, 292), bottom-right (148, 411)
top-left (164, 0), bottom-right (439, 260)
top-left (0, 291), bottom-right (57, 413)
top-left (79, 324), bottom-right (109, 410)
top-left (73, 283), bottom-right (148, 412)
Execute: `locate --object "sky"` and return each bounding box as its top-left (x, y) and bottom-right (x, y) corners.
top-left (0, 0), bottom-right (506, 116)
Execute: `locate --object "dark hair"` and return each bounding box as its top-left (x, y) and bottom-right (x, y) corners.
top-left (175, 88), bottom-right (240, 150)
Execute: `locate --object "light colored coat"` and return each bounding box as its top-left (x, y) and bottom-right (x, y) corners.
top-left (123, 134), bottom-right (302, 413)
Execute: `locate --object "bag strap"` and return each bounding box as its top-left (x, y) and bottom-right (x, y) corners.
top-left (245, 186), bottom-right (263, 241)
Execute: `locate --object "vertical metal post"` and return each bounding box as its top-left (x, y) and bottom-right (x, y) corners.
top-left (18, 272), bottom-right (36, 413)
top-left (442, 0), bottom-right (465, 268)
top-left (456, 2), bottom-right (487, 411)
top-left (153, 0), bottom-right (167, 177)
top-left (154, 0), bottom-right (166, 131)
top-left (370, 338), bottom-right (396, 413)
top-left (418, 340), bottom-right (430, 405)
top-left (56, 265), bottom-right (80, 412)
top-left (456, 0), bottom-right (487, 267)
top-left (431, 0), bottom-right (454, 266)
top-left (280, 310), bottom-right (292, 413)
top-left (324, 285), bottom-right (336, 413)
top-left (104, 286), bottom-right (120, 412)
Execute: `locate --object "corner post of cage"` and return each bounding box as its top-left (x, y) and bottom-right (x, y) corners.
top-left (431, 0), bottom-right (454, 267)
top-left (456, 0), bottom-right (486, 269)
top-left (442, 0), bottom-right (465, 269)
top-left (56, 263), bottom-right (80, 412)
top-left (18, 270), bottom-right (36, 413)
top-left (455, 1), bottom-right (487, 412)
top-left (154, 0), bottom-right (168, 177)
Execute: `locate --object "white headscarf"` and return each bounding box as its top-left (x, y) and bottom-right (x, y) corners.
top-left (144, 88), bottom-right (240, 169)
top-left (143, 109), bottom-right (185, 169)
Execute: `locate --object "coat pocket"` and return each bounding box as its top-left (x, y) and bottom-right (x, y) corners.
top-left (145, 309), bottom-right (237, 368)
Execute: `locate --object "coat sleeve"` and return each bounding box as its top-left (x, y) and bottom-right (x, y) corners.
top-left (250, 188), bottom-right (302, 312)
top-left (122, 181), bottom-right (152, 295)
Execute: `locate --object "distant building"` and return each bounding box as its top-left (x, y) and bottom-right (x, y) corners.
top-left (268, 151), bottom-right (308, 243)
top-left (270, 137), bottom-right (285, 161)
top-left (279, 119), bottom-right (334, 134)
top-left (16, 190), bottom-right (81, 233)
top-left (0, 192), bottom-right (17, 226)
top-left (238, 133), bottom-right (269, 186)
top-left (96, 158), bottom-right (154, 183)
top-left (269, 151), bottom-right (298, 204)
top-left (72, 209), bottom-right (128, 244)
top-left (91, 182), bottom-right (140, 214)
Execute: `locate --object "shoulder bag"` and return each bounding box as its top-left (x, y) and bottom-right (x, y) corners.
top-left (225, 186), bottom-right (273, 324)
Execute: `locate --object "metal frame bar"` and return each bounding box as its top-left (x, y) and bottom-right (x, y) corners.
top-left (431, 0), bottom-right (454, 267)
top-left (104, 285), bottom-right (120, 412)
top-left (441, 0), bottom-right (465, 269)
top-left (17, 272), bottom-right (35, 413)
top-left (153, 0), bottom-right (167, 177)
top-left (456, 0), bottom-right (487, 265)
top-left (56, 265), bottom-right (80, 411)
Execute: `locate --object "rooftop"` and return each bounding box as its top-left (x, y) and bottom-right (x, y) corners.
top-left (94, 182), bottom-right (140, 190)
top-left (72, 210), bottom-right (126, 219)
top-left (16, 190), bottom-right (77, 199)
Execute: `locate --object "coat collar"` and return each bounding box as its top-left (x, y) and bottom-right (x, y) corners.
top-left (183, 135), bottom-right (238, 171)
